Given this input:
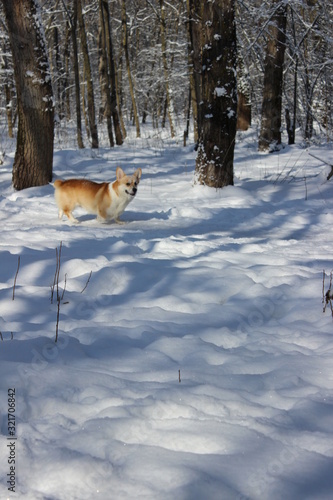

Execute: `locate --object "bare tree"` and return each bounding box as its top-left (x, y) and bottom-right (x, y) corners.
top-left (99, 0), bottom-right (124, 146)
top-left (186, 0), bottom-right (201, 144)
top-left (121, 0), bottom-right (140, 138)
top-left (258, 0), bottom-right (287, 152)
top-left (2, 0), bottom-right (54, 189)
top-left (77, 0), bottom-right (99, 148)
top-left (1, 37), bottom-right (15, 138)
top-left (159, 0), bottom-right (175, 137)
top-left (1, 0), bottom-right (332, 151)
top-left (195, 0), bottom-right (238, 188)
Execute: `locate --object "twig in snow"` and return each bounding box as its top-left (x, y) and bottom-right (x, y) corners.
top-left (323, 270), bottom-right (333, 317)
top-left (61, 273), bottom-right (67, 301)
top-left (322, 269), bottom-right (326, 311)
top-left (55, 298), bottom-right (60, 343)
top-left (12, 256), bottom-right (20, 300)
top-left (81, 271), bottom-right (92, 293)
top-left (56, 242), bottom-right (63, 302)
top-left (51, 242), bottom-right (63, 304)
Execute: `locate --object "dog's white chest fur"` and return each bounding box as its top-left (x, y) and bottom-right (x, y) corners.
top-left (105, 183), bottom-right (133, 219)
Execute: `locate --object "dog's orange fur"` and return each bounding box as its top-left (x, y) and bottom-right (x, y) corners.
top-left (53, 167), bottom-right (142, 223)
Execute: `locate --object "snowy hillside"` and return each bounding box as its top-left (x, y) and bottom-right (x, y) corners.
top-left (0, 130), bottom-right (333, 499)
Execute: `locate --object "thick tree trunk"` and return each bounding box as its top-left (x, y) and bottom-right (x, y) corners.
top-left (258, 1), bottom-right (287, 152)
top-left (77, 0), bottom-right (99, 148)
top-left (2, 0), bottom-right (54, 190)
top-left (195, 0), bottom-right (237, 188)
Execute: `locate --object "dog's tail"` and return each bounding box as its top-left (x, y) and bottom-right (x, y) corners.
top-left (52, 180), bottom-right (63, 189)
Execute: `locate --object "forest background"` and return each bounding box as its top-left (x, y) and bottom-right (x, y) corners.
top-left (0, 0), bottom-right (332, 181)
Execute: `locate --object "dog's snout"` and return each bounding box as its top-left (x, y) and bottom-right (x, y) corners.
top-left (133, 187), bottom-right (137, 194)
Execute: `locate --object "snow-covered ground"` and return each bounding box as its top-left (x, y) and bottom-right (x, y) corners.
top-left (0, 129), bottom-right (333, 499)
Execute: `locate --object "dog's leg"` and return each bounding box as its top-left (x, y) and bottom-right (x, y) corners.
top-left (114, 218), bottom-right (126, 225)
top-left (97, 208), bottom-right (107, 222)
top-left (63, 209), bottom-right (79, 223)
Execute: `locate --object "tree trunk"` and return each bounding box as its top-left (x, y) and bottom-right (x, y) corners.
top-left (237, 91), bottom-right (251, 131)
top-left (258, 0), bottom-right (287, 152)
top-left (77, 0), bottom-right (99, 148)
top-left (72, 0), bottom-right (84, 148)
top-left (237, 54), bottom-right (251, 131)
top-left (159, 0), bottom-right (175, 138)
top-left (101, 0), bottom-right (124, 144)
top-left (195, 0), bottom-right (237, 188)
top-left (63, 22), bottom-right (72, 121)
top-left (187, 0), bottom-right (202, 144)
top-left (98, 1), bottom-right (114, 147)
top-left (2, 0), bottom-right (54, 190)
top-left (122, 0), bottom-right (140, 138)
top-left (1, 38), bottom-right (14, 138)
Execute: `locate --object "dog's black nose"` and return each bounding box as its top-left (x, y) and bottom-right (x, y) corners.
top-left (133, 187), bottom-right (137, 194)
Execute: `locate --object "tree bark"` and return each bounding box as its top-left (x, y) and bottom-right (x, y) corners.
top-left (1, 38), bottom-right (14, 138)
top-left (195, 0), bottom-right (237, 188)
top-left (77, 0), bottom-right (99, 148)
top-left (258, 1), bottom-right (287, 152)
top-left (101, 0), bottom-right (124, 144)
top-left (187, 0), bottom-right (202, 144)
top-left (98, 1), bottom-right (114, 147)
top-left (122, 0), bottom-right (140, 138)
top-left (159, 0), bottom-right (175, 138)
top-left (72, 0), bottom-right (84, 148)
top-left (2, 0), bottom-right (54, 190)
top-left (63, 21), bottom-right (72, 121)
top-left (237, 55), bottom-right (251, 131)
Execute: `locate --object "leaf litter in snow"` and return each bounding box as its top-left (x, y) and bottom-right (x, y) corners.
top-left (0, 130), bottom-right (333, 499)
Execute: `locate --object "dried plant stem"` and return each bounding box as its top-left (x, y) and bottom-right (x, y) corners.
top-left (323, 270), bottom-right (326, 311)
top-left (55, 299), bottom-right (60, 343)
top-left (12, 256), bottom-right (20, 300)
top-left (51, 242), bottom-right (63, 304)
top-left (323, 269), bottom-right (333, 318)
top-left (61, 273), bottom-right (67, 301)
top-left (56, 241), bottom-right (62, 302)
top-left (81, 271), bottom-right (92, 293)
top-left (51, 241), bottom-right (63, 342)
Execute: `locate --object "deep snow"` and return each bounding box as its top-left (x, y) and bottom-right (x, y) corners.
top-left (0, 128), bottom-right (333, 500)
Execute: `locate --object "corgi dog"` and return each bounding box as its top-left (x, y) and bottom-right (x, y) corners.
top-left (53, 167), bottom-right (142, 223)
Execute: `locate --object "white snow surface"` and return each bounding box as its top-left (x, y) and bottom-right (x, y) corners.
top-left (1, 130), bottom-right (333, 499)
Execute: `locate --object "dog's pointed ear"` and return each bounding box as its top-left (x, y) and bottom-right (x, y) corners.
top-left (116, 167), bottom-right (125, 180)
top-left (134, 168), bottom-right (142, 179)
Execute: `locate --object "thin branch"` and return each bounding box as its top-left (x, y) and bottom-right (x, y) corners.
top-left (12, 256), bottom-right (20, 300)
top-left (81, 271), bottom-right (92, 293)
top-left (55, 299), bottom-right (60, 343)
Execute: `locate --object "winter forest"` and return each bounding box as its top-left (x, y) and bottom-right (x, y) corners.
top-left (0, 0), bottom-right (332, 184)
top-left (1, 1), bottom-right (333, 499)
